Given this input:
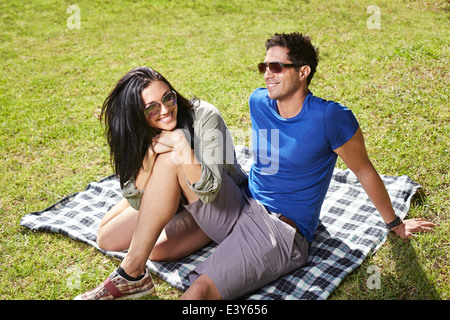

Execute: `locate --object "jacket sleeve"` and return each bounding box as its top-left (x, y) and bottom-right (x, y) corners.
top-left (186, 102), bottom-right (231, 204)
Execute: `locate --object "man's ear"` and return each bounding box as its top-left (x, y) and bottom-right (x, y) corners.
top-left (298, 65), bottom-right (311, 82)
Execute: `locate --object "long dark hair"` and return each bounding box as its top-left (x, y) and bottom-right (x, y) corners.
top-left (101, 66), bottom-right (195, 188)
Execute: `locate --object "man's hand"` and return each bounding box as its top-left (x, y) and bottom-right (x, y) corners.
top-left (392, 218), bottom-right (436, 239)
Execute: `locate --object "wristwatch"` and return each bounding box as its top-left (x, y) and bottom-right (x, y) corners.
top-left (386, 215), bottom-right (403, 230)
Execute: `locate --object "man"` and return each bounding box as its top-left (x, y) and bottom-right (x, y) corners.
top-left (183, 32), bottom-right (435, 299)
top-left (248, 32), bottom-right (435, 243)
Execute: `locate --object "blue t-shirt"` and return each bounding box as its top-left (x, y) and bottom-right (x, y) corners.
top-left (248, 88), bottom-right (359, 242)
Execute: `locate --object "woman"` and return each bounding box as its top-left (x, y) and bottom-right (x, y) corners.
top-left (75, 66), bottom-right (247, 300)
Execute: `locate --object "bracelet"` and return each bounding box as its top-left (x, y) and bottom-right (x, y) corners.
top-left (386, 216), bottom-right (402, 230)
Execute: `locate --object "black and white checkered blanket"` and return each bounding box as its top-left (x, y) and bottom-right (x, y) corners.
top-left (20, 145), bottom-right (420, 300)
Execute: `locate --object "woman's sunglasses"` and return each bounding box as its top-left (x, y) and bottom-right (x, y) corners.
top-left (257, 62), bottom-right (300, 74)
top-left (144, 91), bottom-right (177, 118)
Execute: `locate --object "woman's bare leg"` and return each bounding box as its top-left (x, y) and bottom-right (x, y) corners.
top-left (97, 202), bottom-right (210, 260)
top-left (150, 208), bottom-right (211, 261)
top-left (119, 152), bottom-right (205, 277)
top-left (98, 198), bottom-right (131, 229)
top-left (97, 202), bottom-right (138, 252)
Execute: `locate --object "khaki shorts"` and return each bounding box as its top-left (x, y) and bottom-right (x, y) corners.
top-left (184, 171), bottom-right (309, 300)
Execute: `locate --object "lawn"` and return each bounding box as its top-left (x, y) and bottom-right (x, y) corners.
top-left (0, 0), bottom-right (448, 300)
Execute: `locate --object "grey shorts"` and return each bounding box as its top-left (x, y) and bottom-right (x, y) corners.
top-left (184, 171), bottom-right (309, 300)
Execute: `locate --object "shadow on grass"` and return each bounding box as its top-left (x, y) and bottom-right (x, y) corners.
top-left (387, 189), bottom-right (441, 299)
top-left (387, 236), bottom-right (441, 299)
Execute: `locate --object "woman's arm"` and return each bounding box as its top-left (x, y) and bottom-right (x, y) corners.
top-left (150, 102), bottom-right (232, 204)
top-left (134, 134), bottom-right (188, 190)
top-left (154, 129), bottom-right (202, 185)
top-left (134, 147), bottom-right (157, 190)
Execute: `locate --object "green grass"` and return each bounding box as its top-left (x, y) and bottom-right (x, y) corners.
top-left (1, 0), bottom-right (448, 300)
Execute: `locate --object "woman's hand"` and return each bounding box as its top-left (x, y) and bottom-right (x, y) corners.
top-left (152, 139), bottom-right (173, 155)
top-left (153, 129), bottom-right (186, 151)
top-left (153, 129), bottom-right (194, 165)
top-left (135, 130), bottom-right (188, 189)
top-left (153, 129), bottom-right (201, 183)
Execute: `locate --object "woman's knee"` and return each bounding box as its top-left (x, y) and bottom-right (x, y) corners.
top-left (96, 229), bottom-right (114, 252)
top-left (153, 152), bottom-right (179, 171)
top-left (96, 226), bottom-right (132, 252)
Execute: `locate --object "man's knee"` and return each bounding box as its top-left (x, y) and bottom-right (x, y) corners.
top-left (181, 274), bottom-right (222, 300)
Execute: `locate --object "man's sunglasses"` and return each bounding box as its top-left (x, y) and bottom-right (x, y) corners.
top-left (144, 91), bottom-right (177, 118)
top-left (258, 62), bottom-right (300, 74)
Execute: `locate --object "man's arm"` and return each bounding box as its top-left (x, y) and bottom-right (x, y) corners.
top-left (334, 128), bottom-right (435, 239)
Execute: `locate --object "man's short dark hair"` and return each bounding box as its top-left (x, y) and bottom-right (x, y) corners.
top-left (265, 32), bottom-right (319, 85)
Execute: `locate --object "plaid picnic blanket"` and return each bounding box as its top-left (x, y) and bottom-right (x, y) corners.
top-left (20, 145), bottom-right (420, 300)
